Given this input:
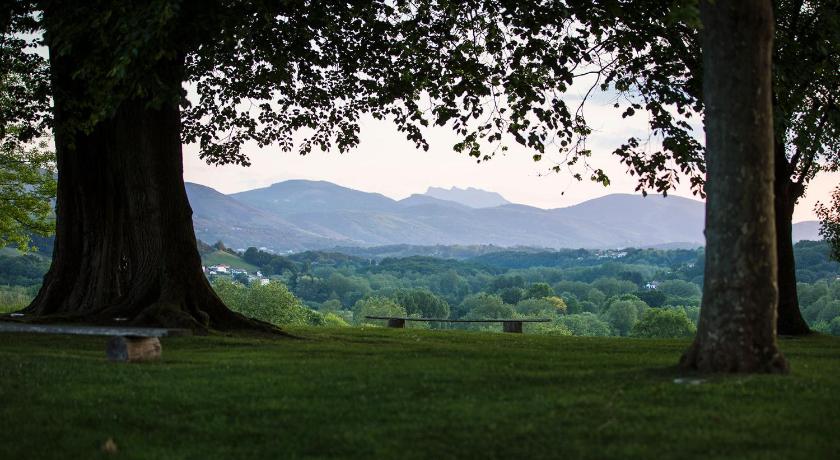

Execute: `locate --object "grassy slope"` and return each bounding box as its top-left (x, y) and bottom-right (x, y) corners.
top-left (0, 329), bottom-right (837, 459)
top-left (201, 250), bottom-right (260, 272)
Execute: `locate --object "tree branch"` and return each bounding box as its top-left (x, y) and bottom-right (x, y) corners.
top-left (793, 111), bottom-right (830, 192)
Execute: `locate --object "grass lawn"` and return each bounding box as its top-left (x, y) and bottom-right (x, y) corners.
top-left (0, 328), bottom-right (838, 459)
top-left (201, 250), bottom-right (260, 272)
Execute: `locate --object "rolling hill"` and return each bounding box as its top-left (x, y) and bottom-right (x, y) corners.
top-left (185, 180), bottom-right (822, 252)
top-left (186, 182), bottom-right (346, 251)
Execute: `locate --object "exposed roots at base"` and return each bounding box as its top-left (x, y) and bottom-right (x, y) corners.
top-left (679, 340), bottom-right (789, 374)
top-left (14, 300), bottom-right (290, 338)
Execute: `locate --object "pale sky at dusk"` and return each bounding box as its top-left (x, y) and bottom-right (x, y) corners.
top-left (33, 31), bottom-right (838, 224)
top-left (183, 99), bottom-right (837, 224)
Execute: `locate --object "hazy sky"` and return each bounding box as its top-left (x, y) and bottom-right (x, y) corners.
top-left (183, 101), bottom-right (837, 224)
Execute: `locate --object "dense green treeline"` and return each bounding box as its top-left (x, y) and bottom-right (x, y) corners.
top-left (3, 241), bottom-right (839, 336)
top-left (0, 253), bottom-right (50, 286)
top-left (231, 241), bottom-right (839, 336)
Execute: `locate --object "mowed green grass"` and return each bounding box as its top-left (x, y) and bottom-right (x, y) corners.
top-left (201, 250), bottom-right (260, 272)
top-left (0, 328), bottom-right (838, 459)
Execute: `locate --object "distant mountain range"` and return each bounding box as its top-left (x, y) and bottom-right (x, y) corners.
top-left (185, 180), bottom-right (822, 252)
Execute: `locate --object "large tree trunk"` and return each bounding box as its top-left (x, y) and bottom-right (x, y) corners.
top-left (774, 140), bottom-right (811, 335)
top-left (22, 14), bottom-right (275, 334)
top-left (680, 0), bottom-right (787, 373)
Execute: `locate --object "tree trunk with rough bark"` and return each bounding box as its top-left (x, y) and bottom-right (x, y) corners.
top-left (22, 12), bottom-right (275, 334)
top-left (680, 0), bottom-right (788, 373)
top-left (774, 140), bottom-right (811, 335)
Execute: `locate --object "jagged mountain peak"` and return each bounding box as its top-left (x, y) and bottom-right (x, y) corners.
top-left (424, 186), bottom-right (510, 208)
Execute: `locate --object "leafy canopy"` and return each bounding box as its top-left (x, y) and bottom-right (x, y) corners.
top-left (0, 134), bottom-right (54, 251)
top-left (631, 308), bottom-right (696, 338)
top-left (0, 13), bottom-right (54, 251)
top-left (211, 278), bottom-right (321, 326)
top-left (353, 296), bottom-right (406, 325)
top-left (816, 186), bottom-right (840, 261)
top-left (4, 1), bottom-right (709, 190)
top-left (6, 0), bottom-right (836, 239)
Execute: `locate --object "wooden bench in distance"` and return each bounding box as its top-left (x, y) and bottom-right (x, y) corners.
top-left (364, 316), bottom-right (550, 333)
top-left (0, 322), bottom-right (191, 362)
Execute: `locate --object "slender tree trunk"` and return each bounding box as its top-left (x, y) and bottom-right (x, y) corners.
top-left (680, 0), bottom-right (788, 373)
top-left (22, 13), bottom-right (275, 333)
top-left (774, 140), bottom-right (811, 335)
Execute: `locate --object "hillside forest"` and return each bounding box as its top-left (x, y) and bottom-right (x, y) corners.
top-left (3, 240), bottom-right (839, 338)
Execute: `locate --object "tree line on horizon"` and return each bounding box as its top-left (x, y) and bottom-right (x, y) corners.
top-left (237, 241), bottom-right (840, 338)
top-left (4, 241), bottom-right (839, 337)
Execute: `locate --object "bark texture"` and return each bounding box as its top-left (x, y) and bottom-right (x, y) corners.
top-left (23, 11), bottom-right (276, 334)
top-left (680, 0), bottom-right (788, 373)
top-left (774, 140), bottom-right (811, 335)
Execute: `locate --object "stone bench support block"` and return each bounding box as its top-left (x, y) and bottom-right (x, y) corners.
top-left (106, 336), bottom-right (162, 362)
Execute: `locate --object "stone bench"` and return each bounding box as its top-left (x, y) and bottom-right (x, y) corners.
top-left (365, 316), bottom-right (550, 333)
top-left (0, 322), bottom-right (191, 362)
